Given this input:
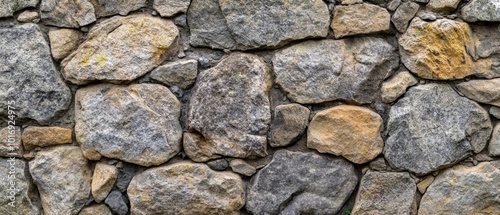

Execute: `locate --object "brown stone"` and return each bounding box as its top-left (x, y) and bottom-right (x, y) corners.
top-left (22, 126), bottom-right (72, 150)
top-left (331, 4), bottom-right (391, 38)
top-left (417, 175), bottom-right (435, 194)
top-left (456, 78), bottom-right (500, 107)
top-left (0, 126), bottom-right (23, 157)
top-left (92, 163), bottom-right (118, 203)
top-left (48, 28), bottom-right (81, 61)
top-left (79, 204), bottom-right (112, 215)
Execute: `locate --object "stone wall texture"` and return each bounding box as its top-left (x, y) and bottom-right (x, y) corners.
top-left (1, 0), bottom-right (499, 214)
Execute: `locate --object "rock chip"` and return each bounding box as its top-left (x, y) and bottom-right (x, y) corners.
top-left (104, 190), bottom-right (128, 215)
top-left (150, 59), bottom-right (198, 89)
top-left (40, 0), bottom-right (96, 27)
top-left (128, 162), bottom-right (245, 214)
top-left (29, 146), bottom-right (92, 215)
top-left (75, 84), bottom-right (182, 166)
top-left (391, 1), bottom-right (420, 33)
top-left (90, 0), bottom-right (146, 18)
top-left (456, 78), bottom-right (500, 107)
top-left (270, 104), bottom-right (310, 147)
top-left (92, 163), bottom-right (118, 203)
top-left (0, 127), bottom-right (23, 157)
top-left (427, 0), bottom-right (461, 13)
top-left (488, 123), bottom-right (500, 156)
top-left (17, 10), bottom-right (39, 22)
top-left (62, 15), bottom-right (179, 85)
top-left (381, 71), bottom-right (418, 103)
top-left (273, 38), bottom-right (399, 104)
top-left (21, 126), bottom-right (72, 150)
top-left (0, 0), bottom-right (38, 17)
top-left (246, 151), bottom-right (358, 215)
top-left (79, 204), bottom-right (112, 215)
top-left (154, 0), bottom-right (190, 17)
top-left (417, 175), bottom-right (435, 194)
top-left (462, 0), bottom-right (500, 22)
top-left (384, 84), bottom-right (492, 175)
top-left (48, 28), bottom-right (81, 61)
top-left (0, 159), bottom-right (41, 215)
top-left (331, 4), bottom-right (391, 38)
top-left (229, 159), bottom-right (256, 176)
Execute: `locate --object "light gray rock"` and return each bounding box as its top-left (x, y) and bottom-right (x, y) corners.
top-left (387, 0), bottom-right (402, 11)
top-left (270, 104), bottom-right (310, 147)
top-left (17, 10), bottom-right (39, 22)
top-left (461, 0), bottom-right (500, 22)
top-left (381, 71), bottom-right (418, 103)
top-left (79, 204), bottom-right (112, 215)
top-left (246, 150), bottom-right (358, 215)
top-left (104, 190), bottom-right (128, 215)
top-left (391, 2), bottom-right (420, 33)
top-left (40, 0), bottom-right (96, 27)
top-left (90, 0), bottom-right (146, 18)
top-left (427, 0), bottom-right (461, 13)
top-left (339, 0), bottom-right (363, 4)
top-left (150, 59), bottom-right (198, 89)
top-left (489, 123), bottom-right (500, 156)
top-left (229, 159), bottom-right (256, 176)
top-left (154, 0), bottom-right (190, 17)
top-left (75, 84), bottom-right (182, 167)
top-left (0, 0), bottom-right (38, 17)
top-left (273, 38), bottom-right (399, 104)
top-left (0, 127), bottom-right (22, 157)
top-left (0, 24), bottom-right (72, 124)
top-left (471, 23), bottom-right (500, 59)
top-left (490, 106), bottom-right (500, 119)
top-left (456, 78), bottom-right (500, 107)
top-left (384, 84), bottom-right (492, 175)
top-left (369, 157), bottom-right (388, 171)
top-left (331, 3), bottom-right (391, 38)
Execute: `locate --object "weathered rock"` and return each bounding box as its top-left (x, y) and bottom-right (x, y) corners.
top-left (471, 24), bottom-right (500, 59)
top-left (384, 84), bottom-right (492, 175)
top-left (381, 71), bottom-right (418, 103)
top-left (417, 175), bottom-right (435, 194)
top-left (0, 24), bottom-right (72, 124)
top-left (0, 0), bottom-right (38, 17)
top-left (369, 157), bottom-right (388, 171)
top-left (92, 163), bottom-right (118, 203)
top-left (0, 159), bottom-right (41, 215)
top-left (391, 2), bottom-right (420, 33)
top-left (488, 123), bottom-right (500, 156)
top-left (75, 84), bottom-right (182, 166)
top-left (188, 0), bottom-right (329, 50)
top-left (331, 4), bottom-right (391, 38)
top-left (427, 0), bottom-right (461, 13)
top-left (229, 159), bottom-right (256, 176)
top-left (115, 164), bottom-right (138, 192)
top-left (104, 190), bottom-right (128, 215)
top-left (187, 53), bottom-right (272, 160)
top-left (150, 59), bottom-right (198, 89)
top-left (0, 127), bottom-right (23, 157)
top-left (90, 0), bottom-right (146, 18)
top-left (339, 0), bottom-right (363, 4)
top-left (17, 10), bottom-right (39, 22)
top-left (270, 104), bottom-right (310, 147)
top-left (29, 146), bottom-right (92, 215)
top-left (154, 0), bottom-right (190, 17)
top-left (273, 38), bottom-right (398, 104)
top-left (308, 105), bottom-right (384, 164)
top-left (246, 151), bottom-right (358, 215)
top-left (462, 0), bottom-right (500, 22)
top-left (40, 0), bottom-right (96, 27)
top-left (62, 15), bottom-right (179, 85)
top-left (490, 106), bottom-right (500, 119)
top-left (419, 162), bottom-right (500, 214)
top-left (128, 162), bottom-right (245, 214)
top-left (387, 0), bottom-right (402, 11)
top-left (48, 29), bottom-right (81, 61)
top-left (21, 126), bottom-right (73, 150)
top-left (207, 159), bottom-right (229, 171)
top-left (352, 171), bottom-right (417, 215)
top-left (456, 78), bottom-right (500, 107)
top-left (79, 204), bottom-right (112, 215)
top-left (183, 132), bottom-right (221, 162)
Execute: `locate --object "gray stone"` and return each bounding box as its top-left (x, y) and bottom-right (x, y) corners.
top-left (90, 0), bottom-right (146, 18)
top-left (0, 159), bottom-right (41, 215)
top-left (207, 159), bottom-right (229, 171)
top-left (427, 0), bottom-right (461, 13)
top-left (490, 106), bottom-right (500, 119)
top-left (0, 0), bottom-right (38, 18)
top-left (489, 123), bottom-right (500, 156)
top-left (420, 13), bottom-right (437, 21)
top-left (384, 84), bottom-right (492, 175)
top-left (115, 164), bottom-right (138, 192)
top-left (79, 204), bottom-right (112, 215)
top-left (246, 150), bottom-right (358, 215)
top-left (471, 24), bottom-right (500, 59)
top-left (270, 104), bottom-right (310, 147)
top-left (273, 38), bottom-right (398, 104)
top-left (331, 4), bottom-right (391, 38)
top-left (40, 0), bottom-right (96, 27)
top-left (174, 14), bottom-right (187, 27)
top-left (104, 190), bottom-right (128, 215)
top-left (0, 24), bottom-right (72, 123)
top-left (75, 84), bottom-right (182, 167)
top-left (369, 157), bottom-right (388, 171)
top-left (462, 0), bottom-right (500, 22)
top-left (456, 78), bottom-right (500, 107)
top-left (0, 127), bottom-right (22, 157)
top-left (150, 59), bottom-right (198, 89)
top-left (381, 71), bottom-right (418, 103)
top-left (17, 10), bottom-right (39, 23)
top-left (154, 0), bottom-right (190, 17)
top-left (387, 0), bottom-right (402, 11)
top-left (339, 0), bottom-right (363, 4)
top-left (229, 159), bottom-right (256, 176)
top-left (392, 2), bottom-right (420, 33)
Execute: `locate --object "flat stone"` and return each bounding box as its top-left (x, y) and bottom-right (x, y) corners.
top-left (229, 159), bottom-right (256, 176)
top-left (462, 0), bottom-right (500, 22)
top-left (17, 10), bottom-right (39, 22)
top-left (273, 38), bottom-right (398, 104)
top-left (456, 78), bottom-right (500, 107)
top-left (75, 84), bottom-right (182, 166)
top-left (471, 24), bottom-right (500, 59)
top-left (427, 0), bottom-right (461, 13)
top-left (339, 0), bottom-right (363, 4)
top-left (0, 127), bottom-right (22, 157)
top-left (21, 126), bottom-right (72, 150)
top-left (488, 123), bottom-right (500, 156)
top-left (187, 53), bottom-right (272, 160)
top-left (308, 105), bottom-right (384, 164)
top-left (128, 162), bottom-right (245, 214)
top-left (92, 163), bottom-right (118, 203)
top-left (62, 15), bottom-right (179, 85)
top-left (0, 0), bottom-right (38, 17)
top-left (48, 28), bottom-right (81, 61)
top-left (246, 150), bottom-right (358, 215)
top-left (79, 204), bottom-right (112, 215)
top-left (154, 0), bottom-right (190, 17)
top-left (150, 59), bottom-right (198, 89)
top-left (381, 71), bottom-right (418, 103)
top-left (270, 104), bottom-right (310, 147)
top-left (40, 0), bottom-right (96, 27)
top-left (90, 0), bottom-right (146, 18)
top-left (104, 190), bottom-right (128, 215)
top-left (384, 84), bottom-right (492, 175)
top-left (387, 0), bottom-right (402, 11)
top-left (391, 2), bottom-right (420, 33)
top-left (331, 4), bottom-right (391, 38)
top-left (490, 106), bottom-right (500, 119)
top-left (0, 159), bottom-right (41, 215)
top-left (29, 146), bottom-right (92, 215)
top-left (0, 24), bottom-right (72, 123)
top-left (417, 175), bottom-right (435, 194)
top-left (207, 158), bottom-right (229, 171)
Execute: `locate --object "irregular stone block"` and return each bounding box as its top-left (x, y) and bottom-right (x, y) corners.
top-left (456, 78), bottom-right (500, 107)
top-left (48, 29), bottom-right (81, 61)
top-left (331, 3), bottom-right (391, 38)
top-left (150, 59), bottom-right (198, 89)
top-left (92, 163), bottom-right (118, 203)
top-left (270, 104), bottom-right (310, 147)
top-left (104, 190), bottom-right (128, 215)
top-left (90, 0), bottom-right (146, 18)
top-left (427, 0), bottom-right (461, 13)
top-left (0, 0), bottom-right (38, 18)
top-left (153, 0), bottom-right (190, 17)
top-left (391, 1), bottom-right (419, 33)
top-left (17, 10), bottom-right (39, 23)
top-left (488, 123), bottom-right (500, 156)
top-left (462, 0), bottom-right (500, 22)
top-left (229, 159), bottom-right (256, 176)
top-left (40, 0), bottom-right (96, 27)
top-left (0, 127), bottom-right (22, 157)
top-left (21, 126), bottom-right (72, 150)
top-left (79, 204), bottom-right (112, 215)
top-left (381, 71), bottom-right (418, 103)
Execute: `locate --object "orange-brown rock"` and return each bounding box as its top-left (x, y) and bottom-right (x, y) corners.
top-left (22, 126), bottom-right (72, 150)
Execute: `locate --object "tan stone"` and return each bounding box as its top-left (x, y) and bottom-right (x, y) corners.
top-left (183, 132), bottom-right (221, 162)
top-left (307, 105), bottom-right (384, 164)
top-left (22, 126), bottom-right (72, 150)
top-left (0, 126), bottom-right (23, 157)
top-left (417, 175), bottom-right (435, 194)
top-left (17, 10), bottom-right (39, 23)
top-left (92, 163), bottom-right (118, 203)
top-left (229, 159), bottom-right (256, 176)
top-left (456, 78), bottom-right (500, 107)
top-left (154, 0), bottom-right (190, 17)
top-left (48, 29), bottom-right (81, 60)
top-left (427, 0), bottom-right (461, 13)
top-left (79, 204), bottom-right (112, 215)
top-left (381, 71), bottom-right (418, 103)
top-left (331, 4), bottom-right (391, 38)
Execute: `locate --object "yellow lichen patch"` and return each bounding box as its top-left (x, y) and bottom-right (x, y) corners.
top-left (96, 52), bottom-right (108, 67)
top-left (449, 177), bottom-right (457, 185)
top-left (80, 53), bottom-right (92, 66)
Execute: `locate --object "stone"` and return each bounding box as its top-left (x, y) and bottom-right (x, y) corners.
top-left (456, 78), bottom-right (500, 107)
top-left (307, 105), bottom-right (384, 164)
top-left (229, 159), bottom-right (256, 176)
top-left (17, 10), bottom-right (39, 22)
top-left (369, 157), bottom-right (388, 171)
top-left (427, 0), bottom-right (461, 13)
top-left (90, 0), bottom-right (146, 18)
top-left (339, 0), bottom-right (363, 4)
top-left (352, 172), bottom-right (417, 215)
top-left (420, 13), bottom-right (437, 21)
top-left (0, 0), bottom-right (38, 17)
top-left (462, 0), bottom-right (500, 22)
top-left (331, 4), bottom-right (391, 38)
top-left (207, 159), bottom-right (229, 171)
top-left (150, 59), bottom-right (198, 89)
top-left (183, 132), bottom-right (222, 162)
top-left (488, 123), bottom-right (500, 156)
top-left (417, 175), bottom-right (435, 194)
top-left (471, 24), bottom-right (500, 59)
top-left (79, 204), bottom-right (112, 215)
top-left (0, 24), bottom-right (72, 123)
top-left (490, 106), bottom-right (500, 119)
top-left (381, 71), bottom-right (418, 103)
top-left (62, 15), bottom-right (179, 85)
top-left (174, 14), bottom-right (187, 27)
top-left (115, 164), bottom-right (138, 192)
top-left (29, 146), bottom-right (92, 215)
top-left (48, 29), bottom-right (81, 61)
top-left (188, 0), bottom-right (329, 50)
top-left (154, 0), bottom-right (190, 17)
top-left (40, 0), bottom-right (96, 28)
top-left (419, 162), bottom-right (500, 214)
top-left (128, 162), bottom-right (245, 214)
top-left (104, 190), bottom-right (128, 215)
top-left (92, 163), bottom-right (118, 203)
top-left (270, 104), bottom-right (310, 147)
top-left (187, 53), bottom-right (272, 160)
top-left (0, 159), bottom-right (41, 215)
top-left (384, 84), bottom-right (492, 175)
top-left (21, 126), bottom-right (73, 150)
top-left (391, 2), bottom-right (420, 33)
top-left (0, 127), bottom-right (22, 157)
top-left (246, 151), bottom-right (358, 215)
top-left (273, 38), bottom-right (398, 104)
top-left (387, 0), bottom-right (402, 11)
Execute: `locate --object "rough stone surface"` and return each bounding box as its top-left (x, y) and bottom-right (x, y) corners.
top-left (154, 0), bottom-right (190, 17)
top-left (128, 162), bottom-right (245, 214)
top-left (90, 0), bottom-right (146, 18)
top-left (0, 0), bottom-right (38, 18)
top-left (29, 146), bottom-right (92, 215)
top-left (352, 171), bottom-right (417, 215)
top-left (385, 84), bottom-right (492, 175)
top-left (0, 24), bottom-right (72, 123)
top-left (79, 204), bottom-right (112, 215)
top-left (17, 10), bottom-right (39, 23)
top-left (21, 126), bottom-right (72, 150)
top-left (270, 104), bottom-right (310, 147)
top-left (62, 15), bottom-right (179, 85)
top-left (391, 2), bottom-right (420, 33)
top-left (308, 105), bottom-right (384, 164)
top-left (40, 0), bottom-right (96, 27)
top-left (75, 84), bottom-right (182, 166)
top-left (229, 159), bottom-right (256, 176)
top-left (246, 151), bottom-right (358, 215)
top-left (369, 157), bottom-right (388, 171)
top-left (115, 164), bottom-right (138, 192)
top-left (471, 24), bottom-right (500, 59)
top-left (48, 29), bottom-right (81, 61)
top-left (419, 162), bottom-right (500, 214)
top-left (273, 38), bottom-right (398, 104)
top-left (187, 53), bottom-right (272, 160)
top-left (462, 0), bottom-right (500, 22)
top-left (104, 190), bottom-right (128, 215)
top-left (417, 175), bottom-right (435, 194)
top-left (488, 123), bottom-right (500, 156)
top-left (387, 0), bottom-right (402, 11)
top-left (381, 71), bottom-right (418, 103)
top-left (427, 0), bottom-right (461, 13)
top-left (207, 159), bottom-right (229, 171)
top-left (490, 106), bottom-right (500, 119)
top-left (0, 159), bottom-right (41, 215)
top-left (331, 4), bottom-right (391, 38)
top-left (92, 163), bottom-right (118, 203)
top-left (150, 59), bottom-right (198, 89)
top-left (456, 78), bottom-right (500, 107)
top-left (0, 127), bottom-right (23, 157)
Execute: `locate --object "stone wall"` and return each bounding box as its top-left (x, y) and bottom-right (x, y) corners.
top-left (1, 0), bottom-right (500, 214)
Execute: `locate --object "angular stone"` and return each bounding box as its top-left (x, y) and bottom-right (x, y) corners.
top-left (488, 123), bottom-right (500, 156)
top-left (128, 162), bottom-right (245, 214)
top-left (384, 84), bottom-right (492, 175)
top-left (381, 71), bottom-right (418, 103)
top-left (154, 0), bottom-right (190, 17)
top-left (0, 127), bottom-right (22, 157)
top-left (417, 175), bottom-right (434, 194)
top-left (115, 164), bottom-right (138, 192)
top-left (48, 28), bottom-right (81, 61)
top-left (207, 158), bottom-right (228, 171)
top-left (387, 0), bottom-right (402, 11)
top-left (62, 15), bottom-right (179, 85)
top-left (308, 105), bottom-right (384, 164)
top-left (427, 0), bottom-right (461, 13)
top-left (92, 163), bottom-right (118, 203)
top-left (79, 204), bottom-right (112, 215)
top-left (187, 53), bottom-right (272, 160)
top-left (90, 0), bottom-right (146, 18)
top-left (270, 104), bottom-right (310, 147)
top-left (40, 0), bottom-right (96, 27)
top-left (369, 157), bottom-right (388, 171)
top-left (229, 159), bottom-right (256, 176)
top-left (0, 0), bottom-right (38, 17)
top-left (0, 159), bottom-right (41, 215)
top-left (471, 24), bottom-right (500, 59)
top-left (0, 24), bottom-right (72, 123)
top-left (75, 84), bottom-right (182, 166)
top-left (462, 0), bottom-right (500, 22)
top-left (21, 126), bottom-right (73, 150)
top-left (490, 106), bottom-right (500, 119)
top-left (352, 172), bottom-right (417, 215)
top-left (29, 146), bottom-right (92, 215)
top-left (391, 2), bottom-right (420, 33)
top-left (17, 10), bottom-right (39, 23)
top-left (150, 59), bottom-right (198, 89)
top-left (456, 78), bottom-right (500, 107)
top-left (104, 190), bottom-right (128, 215)
top-left (331, 4), bottom-right (391, 38)
top-left (273, 38), bottom-right (398, 104)
top-left (419, 162), bottom-right (500, 214)
top-left (246, 151), bottom-right (358, 215)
